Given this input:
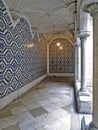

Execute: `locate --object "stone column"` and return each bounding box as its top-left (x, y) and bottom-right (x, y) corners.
top-left (76, 37), bottom-right (81, 82)
top-left (77, 31), bottom-right (90, 93)
top-left (78, 9), bottom-right (90, 93)
top-left (75, 41), bottom-right (78, 81)
top-left (82, 1), bottom-right (98, 129)
top-left (75, 12), bottom-right (78, 82)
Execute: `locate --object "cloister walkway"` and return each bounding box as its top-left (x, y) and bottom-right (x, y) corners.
top-left (0, 77), bottom-right (91, 130)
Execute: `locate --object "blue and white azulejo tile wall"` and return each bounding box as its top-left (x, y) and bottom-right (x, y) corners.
top-left (49, 38), bottom-right (75, 73)
top-left (0, 0), bottom-right (47, 98)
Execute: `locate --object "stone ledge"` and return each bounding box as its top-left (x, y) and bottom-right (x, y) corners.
top-left (75, 80), bottom-right (92, 114)
top-left (77, 95), bottom-right (92, 114)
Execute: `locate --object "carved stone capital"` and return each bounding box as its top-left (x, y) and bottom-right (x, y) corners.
top-left (75, 36), bottom-right (81, 47)
top-left (76, 30), bottom-right (90, 39)
top-left (82, 0), bottom-right (98, 16)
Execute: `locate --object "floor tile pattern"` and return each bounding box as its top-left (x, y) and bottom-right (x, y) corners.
top-left (30, 107), bottom-right (48, 117)
top-left (0, 77), bottom-right (91, 130)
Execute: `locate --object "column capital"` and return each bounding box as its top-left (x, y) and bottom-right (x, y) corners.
top-left (76, 30), bottom-right (90, 39)
top-left (82, 0), bottom-right (98, 16)
top-left (75, 36), bottom-right (81, 47)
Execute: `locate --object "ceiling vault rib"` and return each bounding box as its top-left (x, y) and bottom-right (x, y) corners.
top-left (31, 5), bottom-right (66, 25)
top-left (50, 13), bottom-right (69, 24)
top-left (4, 0), bottom-right (75, 43)
top-left (49, 5), bottom-right (67, 13)
top-left (9, 8), bottom-right (22, 15)
top-left (66, 0), bottom-right (77, 7)
top-left (34, 13), bottom-right (69, 25)
top-left (14, 0), bottom-right (19, 9)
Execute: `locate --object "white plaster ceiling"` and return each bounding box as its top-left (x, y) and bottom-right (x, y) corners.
top-left (4, 0), bottom-right (77, 42)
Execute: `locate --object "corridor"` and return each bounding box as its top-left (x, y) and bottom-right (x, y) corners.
top-left (0, 77), bottom-right (82, 130)
top-left (0, 0), bottom-right (98, 129)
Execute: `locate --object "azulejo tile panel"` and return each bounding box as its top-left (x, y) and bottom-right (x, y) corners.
top-left (4, 69), bottom-right (13, 82)
top-left (0, 16), bottom-right (6, 32)
top-left (49, 38), bottom-right (75, 73)
top-left (0, 1), bottom-right (6, 12)
top-left (4, 12), bottom-right (12, 26)
top-left (0, 0), bottom-right (47, 98)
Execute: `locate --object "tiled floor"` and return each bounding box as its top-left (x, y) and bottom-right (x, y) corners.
top-left (0, 77), bottom-right (91, 130)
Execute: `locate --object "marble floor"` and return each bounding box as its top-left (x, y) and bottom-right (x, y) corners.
top-left (0, 77), bottom-right (92, 130)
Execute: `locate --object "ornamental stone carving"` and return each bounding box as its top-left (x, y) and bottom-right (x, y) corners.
top-left (76, 30), bottom-right (90, 38)
top-left (82, 0), bottom-right (98, 15)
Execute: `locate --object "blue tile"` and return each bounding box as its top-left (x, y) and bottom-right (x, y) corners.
top-left (0, 0), bottom-right (47, 97)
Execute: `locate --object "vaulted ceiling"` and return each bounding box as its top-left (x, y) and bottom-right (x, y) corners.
top-left (4, 0), bottom-right (77, 44)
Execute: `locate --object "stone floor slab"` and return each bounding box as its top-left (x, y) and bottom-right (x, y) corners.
top-left (2, 125), bottom-right (20, 130)
top-left (0, 77), bottom-right (92, 130)
top-left (30, 107), bottom-right (48, 117)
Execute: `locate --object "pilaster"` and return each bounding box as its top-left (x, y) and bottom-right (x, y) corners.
top-left (81, 0), bottom-right (98, 130)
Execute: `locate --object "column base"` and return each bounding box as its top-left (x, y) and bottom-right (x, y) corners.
top-left (76, 90), bottom-right (92, 114)
top-left (77, 95), bottom-right (92, 114)
top-left (74, 80), bottom-right (92, 114)
top-left (78, 89), bottom-right (90, 96)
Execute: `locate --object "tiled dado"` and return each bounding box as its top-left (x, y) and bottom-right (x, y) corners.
top-left (0, 74), bottom-right (47, 109)
top-left (0, 0), bottom-right (47, 98)
top-left (49, 38), bottom-right (75, 73)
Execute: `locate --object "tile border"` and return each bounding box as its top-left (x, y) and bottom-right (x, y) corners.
top-left (48, 73), bottom-right (74, 77)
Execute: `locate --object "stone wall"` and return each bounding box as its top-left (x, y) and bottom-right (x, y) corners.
top-left (0, 0), bottom-right (47, 98)
top-left (49, 38), bottom-right (75, 73)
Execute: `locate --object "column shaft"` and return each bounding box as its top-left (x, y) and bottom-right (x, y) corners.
top-left (75, 37), bottom-right (81, 82)
top-left (75, 44), bottom-right (78, 80)
top-left (77, 44), bottom-right (81, 81)
top-left (80, 37), bottom-right (87, 92)
top-left (78, 11), bottom-right (90, 92)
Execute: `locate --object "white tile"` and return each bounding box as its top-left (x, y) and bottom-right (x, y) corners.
top-left (43, 120), bottom-right (63, 130)
top-left (19, 118), bottom-right (36, 130)
top-left (51, 108), bottom-right (69, 119)
top-left (15, 111), bottom-right (33, 123)
top-left (11, 106), bottom-right (28, 114)
top-left (41, 104), bottom-right (59, 112)
top-left (25, 102), bottom-right (40, 110)
top-left (0, 116), bottom-right (17, 129)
